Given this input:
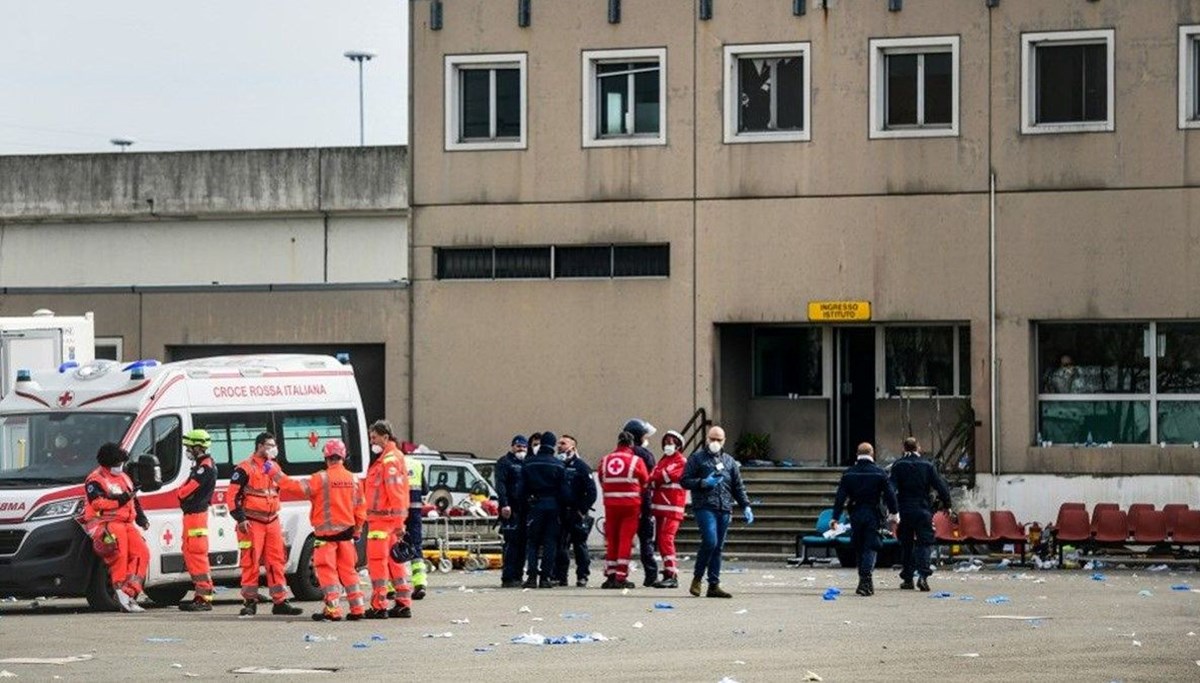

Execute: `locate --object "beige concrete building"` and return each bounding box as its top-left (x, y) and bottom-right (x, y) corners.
top-left (0, 146), bottom-right (410, 430)
top-left (410, 0), bottom-right (1200, 520)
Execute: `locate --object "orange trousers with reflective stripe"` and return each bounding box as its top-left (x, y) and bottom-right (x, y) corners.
top-left (237, 519), bottom-right (287, 603)
top-left (101, 522), bottom-right (149, 598)
top-left (313, 539), bottom-right (364, 616)
top-left (182, 511), bottom-right (213, 600)
top-left (366, 525), bottom-right (411, 610)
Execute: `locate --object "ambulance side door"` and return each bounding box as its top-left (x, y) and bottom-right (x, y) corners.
top-left (127, 415), bottom-right (185, 582)
top-left (192, 412), bottom-right (273, 579)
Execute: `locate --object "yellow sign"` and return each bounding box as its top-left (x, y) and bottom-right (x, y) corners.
top-left (807, 301), bottom-right (871, 322)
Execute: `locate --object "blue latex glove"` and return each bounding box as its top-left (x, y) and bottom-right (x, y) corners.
top-left (702, 474), bottom-right (720, 489)
top-left (743, 506), bottom-right (754, 525)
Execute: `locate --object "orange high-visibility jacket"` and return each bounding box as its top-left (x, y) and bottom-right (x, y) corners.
top-left (226, 454), bottom-right (285, 523)
top-left (280, 461), bottom-right (366, 538)
top-left (364, 442), bottom-right (409, 525)
top-left (82, 466), bottom-right (136, 524)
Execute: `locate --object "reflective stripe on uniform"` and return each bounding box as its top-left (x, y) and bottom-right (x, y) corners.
top-left (187, 528), bottom-right (208, 537)
top-left (659, 482), bottom-right (683, 489)
top-left (366, 530), bottom-right (389, 540)
top-left (238, 540), bottom-right (252, 549)
top-left (604, 491), bottom-right (640, 498)
top-left (651, 503), bottom-right (686, 514)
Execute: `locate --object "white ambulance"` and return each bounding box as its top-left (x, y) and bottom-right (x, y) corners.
top-left (0, 354), bottom-right (368, 610)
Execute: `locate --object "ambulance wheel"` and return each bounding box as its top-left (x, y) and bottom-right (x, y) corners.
top-left (437, 558), bottom-right (453, 573)
top-left (85, 560), bottom-right (121, 612)
top-left (463, 556), bottom-right (482, 571)
top-left (286, 536), bottom-right (324, 602)
top-left (145, 585), bottom-right (188, 606)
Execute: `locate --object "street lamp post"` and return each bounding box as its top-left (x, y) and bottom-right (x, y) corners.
top-left (343, 50), bottom-right (376, 146)
top-left (110, 138), bottom-right (134, 152)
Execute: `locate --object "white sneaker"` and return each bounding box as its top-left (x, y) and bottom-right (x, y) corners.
top-left (116, 591), bottom-right (143, 613)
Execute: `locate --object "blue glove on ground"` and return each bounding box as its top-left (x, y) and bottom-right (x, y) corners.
top-left (743, 506), bottom-right (754, 524)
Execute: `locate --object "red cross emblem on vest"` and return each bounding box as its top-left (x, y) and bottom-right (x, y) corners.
top-left (57, 391), bottom-right (74, 407)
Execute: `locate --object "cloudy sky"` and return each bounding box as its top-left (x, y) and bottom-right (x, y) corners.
top-left (0, 0), bottom-right (408, 155)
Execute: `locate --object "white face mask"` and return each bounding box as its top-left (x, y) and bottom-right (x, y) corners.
top-left (370, 444), bottom-right (383, 455)
top-left (641, 438), bottom-right (650, 448)
top-left (555, 452), bottom-right (567, 462)
top-left (663, 444), bottom-right (677, 455)
top-left (109, 464), bottom-right (124, 475)
top-left (514, 450), bottom-right (526, 460)
top-left (707, 441), bottom-right (723, 454)
top-left (265, 446), bottom-right (278, 459)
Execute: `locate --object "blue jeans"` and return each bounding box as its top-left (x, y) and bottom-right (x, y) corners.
top-left (693, 508), bottom-right (731, 585)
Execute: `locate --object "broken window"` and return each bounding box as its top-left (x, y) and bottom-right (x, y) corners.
top-left (736, 55), bottom-right (804, 133)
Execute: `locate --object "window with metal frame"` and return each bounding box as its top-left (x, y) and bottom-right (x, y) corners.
top-left (723, 43), bottom-right (811, 143)
top-left (1021, 30), bottom-right (1114, 134)
top-left (277, 410), bottom-right (359, 476)
top-left (582, 48), bottom-right (666, 147)
top-left (1179, 27), bottom-right (1200, 129)
top-left (444, 53), bottom-right (527, 151)
top-left (884, 325), bottom-right (970, 398)
top-left (191, 412), bottom-right (273, 479)
top-left (753, 327), bottom-right (823, 398)
top-left (869, 36), bottom-right (959, 139)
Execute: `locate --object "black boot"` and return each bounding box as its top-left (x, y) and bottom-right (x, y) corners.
top-left (643, 571), bottom-right (658, 588)
top-left (272, 600), bottom-right (303, 616)
top-left (855, 577), bottom-right (872, 597)
top-left (388, 604), bottom-right (412, 618)
top-left (653, 576), bottom-right (679, 589)
top-left (917, 576), bottom-right (930, 592)
top-left (899, 579), bottom-right (915, 590)
top-left (238, 600), bottom-right (257, 616)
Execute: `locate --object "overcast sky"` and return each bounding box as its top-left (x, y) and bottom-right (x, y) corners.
top-left (0, 0), bottom-right (407, 155)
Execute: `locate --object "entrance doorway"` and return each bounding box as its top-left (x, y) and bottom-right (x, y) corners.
top-left (834, 328), bottom-right (875, 466)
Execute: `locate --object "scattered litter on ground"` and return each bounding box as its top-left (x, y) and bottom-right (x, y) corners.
top-left (423, 632), bottom-right (453, 638)
top-left (1118, 632), bottom-right (1136, 638)
top-left (560, 613), bottom-right (590, 620)
top-left (229, 667), bottom-right (338, 675)
top-left (959, 596), bottom-right (974, 601)
top-left (451, 618), bottom-right (470, 625)
top-left (725, 567), bottom-right (747, 574)
top-left (1091, 573), bottom-right (1107, 581)
top-left (1138, 590), bottom-right (1154, 597)
top-left (632, 622), bottom-right (643, 629)
top-left (718, 677), bottom-right (741, 683)
top-left (170, 663), bottom-right (183, 669)
top-left (732, 628), bottom-right (747, 636)
top-left (984, 596), bottom-right (1011, 605)
top-left (145, 637), bottom-right (182, 643)
top-left (352, 642), bottom-right (369, 649)
top-left (762, 574), bottom-right (775, 579)
top-left (930, 592), bottom-right (953, 599)
top-left (473, 647), bottom-right (494, 653)
top-left (954, 560), bottom-right (983, 573)
top-left (1188, 632), bottom-right (1196, 637)
top-left (956, 653), bottom-right (981, 658)
top-left (822, 588), bottom-right (841, 601)
top-left (1032, 558), bottom-right (1056, 570)
top-left (0, 655), bottom-right (93, 665)
top-left (994, 559), bottom-right (1011, 569)
top-left (0, 672), bottom-right (15, 678)
top-left (1132, 640), bottom-right (1142, 647)
top-left (531, 617), bottom-right (544, 622)
top-left (803, 670), bottom-right (823, 681)
top-left (977, 615), bottom-right (1048, 620)
top-left (370, 634), bottom-right (386, 642)
top-left (733, 660), bottom-right (746, 665)
top-left (1084, 560), bottom-right (1106, 570)
top-left (303, 634), bottom-right (337, 643)
top-left (734, 609), bottom-right (748, 614)
top-left (653, 602), bottom-right (674, 610)
top-left (1171, 584), bottom-right (1192, 591)
top-left (510, 632), bottom-right (609, 646)
top-left (518, 605), bottom-right (532, 614)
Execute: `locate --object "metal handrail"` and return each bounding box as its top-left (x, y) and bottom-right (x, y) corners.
top-left (679, 407), bottom-right (710, 454)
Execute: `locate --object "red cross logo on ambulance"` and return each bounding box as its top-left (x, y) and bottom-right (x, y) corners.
top-left (57, 391), bottom-right (74, 407)
top-left (308, 431), bottom-right (319, 448)
top-left (160, 525), bottom-right (175, 550)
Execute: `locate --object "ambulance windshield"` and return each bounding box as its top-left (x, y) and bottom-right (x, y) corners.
top-left (0, 412), bottom-right (136, 485)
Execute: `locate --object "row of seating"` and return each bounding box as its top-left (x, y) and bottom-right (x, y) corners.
top-left (1052, 503), bottom-right (1200, 546)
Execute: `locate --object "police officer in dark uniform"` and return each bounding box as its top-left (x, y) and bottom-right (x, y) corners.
top-left (623, 418), bottom-right (660, 586)
top-left (518, 431), bottom-right (568, 589)
top-left (553, 434), bottom-right (597, 587)
top-left (889, 436), bottom-right (953, 592)
top-left (495, 435), bottom-right (528, 588)
top-left (831, 442), bottom-right (898, 597)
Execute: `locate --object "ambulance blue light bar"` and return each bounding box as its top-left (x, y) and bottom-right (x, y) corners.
top-left (58, 361), bottom-right (80, 373)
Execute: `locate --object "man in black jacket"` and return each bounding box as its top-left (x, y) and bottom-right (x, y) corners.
top-left (889, 437), bottom-right (953, 592)
top-left (680, 425), bottom-right (753, 598)
top-left (518, 431), bottom-right (568, 589)
top-left (553, 434), bottom-right (598, 587)
top-left (495, 435), bottom-right (528, 588)
top-left (623, 419), bottom-right (660, 587)
top-left (832, 443), bottom-right (898, 597)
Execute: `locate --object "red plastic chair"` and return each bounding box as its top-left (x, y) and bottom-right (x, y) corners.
top-left (957, 511), bottom-right (994, 543)
top-left (933, 511), bottom-right (960, 542)
top-left (1060, 502), bottom-right (1086, 512)
top-left (989, 510), bottom-right (1028, 564)
top-left (1131, 510), bottom-right (1168, 544)
top-left (1090, 503), bottom-right (1119, 532)
top-left (1093, 509), bottom-right (1129, 544)
top-left (1127, 503), bottom-right (1156, 535)
top-left (1163, 504), bottom-right (1190, 536)
top-left (1053, 507), bottom-right (1092, 568)
top-left (1171, 510), bottom-right (1200, 544)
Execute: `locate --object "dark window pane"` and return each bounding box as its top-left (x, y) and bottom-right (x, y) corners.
top-left (1081, 43), bottom-right (1107, 121)
top-left (633, 69), bottom-right (659, 134)
top-left (737, 57), bottom-right (771, 132)
top-left (494, 68), bottom-right (521, 138)
top-left (459, 69), bottom-right (491, 139)
top-left (1037, 323), bottom-right (1148, 394)
top-left (1036, 43), bottom-right (1106, 124)
top-left (776, 56), bottom-right (805, 130)
top-left (555, 246), bottom-right (611, 278)
top-left (886, 326), bottom-right (954, 396)
top-left (923, 52), bottom-right (953, 125)
top-left (437, 248), bottom-right (493, 279)
top-left (1158, 402), bottom-right (1200, 444)
top-left (885, 53), bottom-right (918, 126)
top-left (1194, 40), bottom-right (1200, 119)
top-left (1039, 400), bottom-right (1149, 445)
top-left (753, 327), bottom-right (823, 397)
top-left (613, 244), bottom-right (669, 277)
top-left (598, 70), bottom-right (628, 135)
top-left (958, 326), bottom-right (971, 397)
top-left (495, 247), bottom-right (551, 279)
top-left (1158, 323), bottom-right (1200, 393)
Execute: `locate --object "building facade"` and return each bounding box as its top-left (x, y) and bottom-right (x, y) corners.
top-left (410, 0), bottom-right (1200, 521)
top-left (0, 146), bottom-right (410, 430)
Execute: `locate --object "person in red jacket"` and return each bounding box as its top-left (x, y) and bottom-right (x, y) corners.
top-left (80, 443), bottom-right (150, 613)
top-left (650, 430), bottom-right (687, 589)
top-left (597, 431), bottom-right (649, 589)
top-left (280, 439), bottom-right (367, 621)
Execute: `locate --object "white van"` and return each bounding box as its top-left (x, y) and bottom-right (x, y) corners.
top-left (0, 355), bottom-right (368, 610)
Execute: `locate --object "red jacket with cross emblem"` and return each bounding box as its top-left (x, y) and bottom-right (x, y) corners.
top-left (598, 444), bottom-right (648, 509)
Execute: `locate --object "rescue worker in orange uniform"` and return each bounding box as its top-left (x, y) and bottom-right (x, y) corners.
top-left (81, 442), bottom-right (150, 613)
top-left (177, 429), bottom-right (217, 611)
top-left (226, 432), bottom-right (303, 617)
top-left (650, 430), bottom-right (688, 589)
top-left (279, 438), bottom-right (367, 621)
top-left (597, 430), bottom-right (649, 589)
top-left (363, 420), bottom-right (411, 619)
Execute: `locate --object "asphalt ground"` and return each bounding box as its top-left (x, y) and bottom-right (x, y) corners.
top-left (1, 562), bottom-right (1198, 682)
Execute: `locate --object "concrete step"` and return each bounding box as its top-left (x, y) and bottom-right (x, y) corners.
top-left (740, 468), bottom-right (843, 483)
top-left (745, 481), bottom-right (841, 493)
